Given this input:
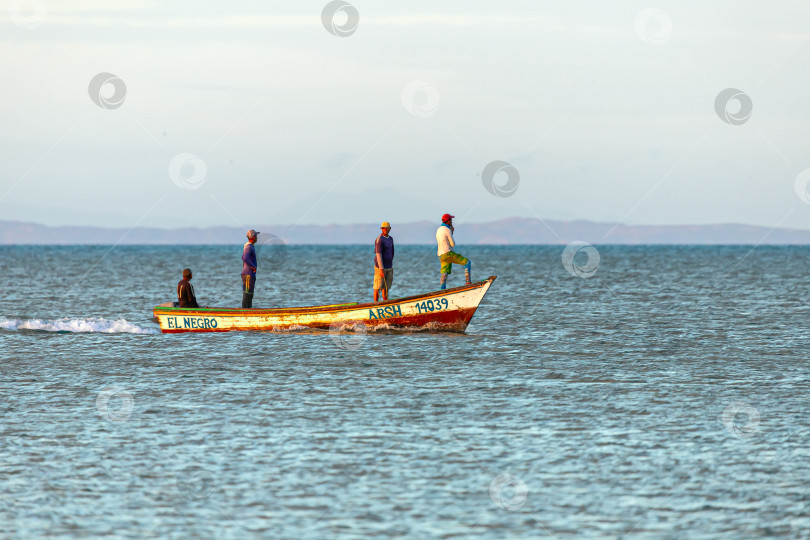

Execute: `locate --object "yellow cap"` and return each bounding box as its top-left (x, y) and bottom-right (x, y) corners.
top-left (380, 221), bottom-right (391, 228)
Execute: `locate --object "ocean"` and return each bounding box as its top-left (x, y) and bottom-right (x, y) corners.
top-left (1, 245), bottom-right (808, 538)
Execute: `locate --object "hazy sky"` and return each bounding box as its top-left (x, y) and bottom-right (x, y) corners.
top-left (1, 0), bottom-right (809, 229)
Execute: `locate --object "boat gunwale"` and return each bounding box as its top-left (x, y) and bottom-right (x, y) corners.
top-left (153, 276), bottom-right (497, 316)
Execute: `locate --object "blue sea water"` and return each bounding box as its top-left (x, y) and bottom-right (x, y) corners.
top-left (1, 244), bottom-right (809, 538)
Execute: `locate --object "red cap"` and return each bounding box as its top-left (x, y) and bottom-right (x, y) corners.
top-left (441, 213), bottom-right (455, 223)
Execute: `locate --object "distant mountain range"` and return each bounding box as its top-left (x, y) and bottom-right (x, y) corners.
top-left (2, 218), bottom-right (810, 245)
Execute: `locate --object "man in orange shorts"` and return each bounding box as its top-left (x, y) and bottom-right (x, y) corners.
top-left (373, 221), bottom-right (394, 301)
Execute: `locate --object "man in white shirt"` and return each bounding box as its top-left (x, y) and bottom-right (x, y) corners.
top-left (435, 213), bottom-right (471, 289)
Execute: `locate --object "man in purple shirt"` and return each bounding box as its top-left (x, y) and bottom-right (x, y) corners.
top-left (373, 221), bottom-right (394, 302)
top-left (241, 229), bottom-right (259, 308)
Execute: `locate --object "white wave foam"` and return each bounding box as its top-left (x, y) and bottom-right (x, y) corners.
top-left (0, 317), bottom-right (159, 334)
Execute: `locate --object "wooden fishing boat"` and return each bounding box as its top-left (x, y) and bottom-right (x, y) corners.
top-left (153, 276), bottom-right (497, 334)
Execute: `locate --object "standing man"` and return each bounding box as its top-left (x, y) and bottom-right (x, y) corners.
top-left (436, 213), bottom-right (471, 289)
top-left (373, 221), bottom-right (394, 302)
top-left (177, 268), bottom-right (199, 308)
top-left (242, 229), bottom-right (259, 308)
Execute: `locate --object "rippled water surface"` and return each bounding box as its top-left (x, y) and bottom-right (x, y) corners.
top-left (1, 245), bottom-right (809, 538)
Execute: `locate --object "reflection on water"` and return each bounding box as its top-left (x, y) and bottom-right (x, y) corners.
top-left (1, 245), bottom-right (809, 538)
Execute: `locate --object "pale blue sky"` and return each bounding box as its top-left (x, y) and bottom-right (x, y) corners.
top-left (1, 0), bottom-right (809, 229)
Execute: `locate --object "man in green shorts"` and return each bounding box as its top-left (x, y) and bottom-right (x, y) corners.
top-left (435, 213), bottom-right (471, 289)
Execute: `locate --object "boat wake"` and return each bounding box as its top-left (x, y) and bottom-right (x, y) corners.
top-left (0, 317), bottom-right (160, 334)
